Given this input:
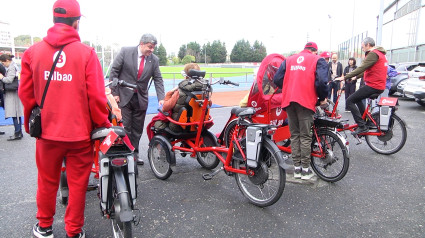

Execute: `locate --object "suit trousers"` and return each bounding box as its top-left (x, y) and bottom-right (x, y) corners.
top-left (35, 138), bottom-right (93, 237)
top-left (286, 102), bottom-right (314, 168)
top-left (121, 93), bottom-right (146, 152)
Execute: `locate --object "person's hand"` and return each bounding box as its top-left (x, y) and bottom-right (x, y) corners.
top-left (114, 96), bottom-right (120, 103)
top-left (158, 100), bottom-right (164, 106)
top-left (0, 73), bottom-right (3, 80)
top-left (335, 76), bottom-right (344, 81)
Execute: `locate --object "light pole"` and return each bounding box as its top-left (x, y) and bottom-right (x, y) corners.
top-left (328, 14), bottom-right (332, 52)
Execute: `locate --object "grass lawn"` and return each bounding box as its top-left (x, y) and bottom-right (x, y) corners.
top-left (160, 66), bottom-right (254, 79)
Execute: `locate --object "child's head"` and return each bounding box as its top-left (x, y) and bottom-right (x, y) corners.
top-left (183, 63), bottom-right (200, 78)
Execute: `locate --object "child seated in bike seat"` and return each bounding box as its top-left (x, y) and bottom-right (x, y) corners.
top-left (153, 63), bottom-right (204, 132)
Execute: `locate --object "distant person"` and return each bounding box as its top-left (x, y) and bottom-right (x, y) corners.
top-left (0, 54), bottom-right (24, 140)
top-left (273, 42), bottom-right (328, 180)
top-left (336, 37), bottom-right (387, 135)
top-left (109, 34), bottom-right (165, 165)
top-left (328, 53), bottom-right (343, 103)
top-left (18, 0), bottom-right (111, 237)
top-left (320, 51), bottom-right (331, 63)
top-left (343, 57), bottom-right (358, 112)
top-left (0, 63), bottom-right (6, 135)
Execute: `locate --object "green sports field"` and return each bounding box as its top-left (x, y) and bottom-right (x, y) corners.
top-left (160, 66), bottom-right (254, 79)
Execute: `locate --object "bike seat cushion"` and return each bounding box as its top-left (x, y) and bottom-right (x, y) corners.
top-left (91, 126), bottom-right (127, 140)
top-left (369, 93), bottom-right (381, 99)
top-left (236, 107), bottom-right (256, 117)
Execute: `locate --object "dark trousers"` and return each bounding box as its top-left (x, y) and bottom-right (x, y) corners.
top-left (328, 81), bottom-right (340, 103)
top-left (121, 94), bottom-right (146, 152)
top-left (344, 81), bottom-right (357, 110)
top-left (346, 85), bottom-right (383, 127)
top-left (286, 102), bottom-right (314, 168)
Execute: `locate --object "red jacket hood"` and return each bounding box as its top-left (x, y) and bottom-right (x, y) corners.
top-left (43, 23), bottom-right (81, 47)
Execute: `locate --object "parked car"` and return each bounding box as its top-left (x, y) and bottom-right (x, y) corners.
top-left (390, 62), bottom-right (421, 95)
top-left (402, 63), bottom-right (425, 106)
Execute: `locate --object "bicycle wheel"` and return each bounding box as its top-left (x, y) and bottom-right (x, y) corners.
top-left (223, 118), bottom-right (250, 147)
top-left (234, 138), bottom-right (286, 207)
top-left (111, 178), bottom-right (133, 238)
top-left (148, 135), bottom-right (173, 180)
top-left (196, 131), bottom-right (220, 169)
top-left (365, 112), bottom-right (407, 155)
top-left (310, 130), bottom-right (349, 182)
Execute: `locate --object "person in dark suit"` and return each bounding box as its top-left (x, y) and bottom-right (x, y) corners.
top-left (328, 53), bottom-right (343, 102)
top-left (109, 34), bottom-right (165, 165)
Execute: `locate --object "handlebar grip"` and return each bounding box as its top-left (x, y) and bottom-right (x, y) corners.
top-left (118, 80), bottom-right (137, 89)
top-left (224, 79), bottom-right (239, 86)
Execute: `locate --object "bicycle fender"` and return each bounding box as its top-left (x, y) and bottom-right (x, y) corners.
top-left (113, 169), bottom-right (133, 222)
top-left (263, 138), bottom-right (291, 170)
top-left (150, 135), bottom-right (176, 166)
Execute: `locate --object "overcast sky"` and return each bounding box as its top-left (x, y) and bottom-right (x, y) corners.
top-left (3, 0), bottom-right (382, 55)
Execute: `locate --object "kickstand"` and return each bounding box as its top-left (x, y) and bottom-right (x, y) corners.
top-left (202, 167), bottom-right (223, 180)
top-left (353, 134), bottom-right (362, 145)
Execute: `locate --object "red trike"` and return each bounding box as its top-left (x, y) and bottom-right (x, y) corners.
top-left (218, 54), bottom-right (350, 182)
top-left (147, 70), bottom-right (287, 207)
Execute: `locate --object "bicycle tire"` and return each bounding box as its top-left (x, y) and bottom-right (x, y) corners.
top-left (365, 112), bottom-right (407, 155)
top-left (234, 138), bottom-right (286, 207)
top-left (310, 130), bottom-right (349, 182)
top-left (223, 118), bottom-right (251, 147)
top-left (148, 135), bottom-right (173, 180)
top-left (111, 179), bottom-right (133, 238)
top-left (196, 131), bottom-right (220, 169)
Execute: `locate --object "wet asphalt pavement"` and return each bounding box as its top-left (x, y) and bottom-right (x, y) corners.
top-left (0, 96), bottom-right (424, 238)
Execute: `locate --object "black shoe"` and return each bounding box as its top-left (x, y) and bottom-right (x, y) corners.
top-left (137, 157), bottom-right (144, 165)
top-left (352, 126), bottom-right (369, 135)
top-left (33, 223), bottom-right (53, 238)
top-left (366, 120), bottom-right (377, 129)
top-left (0, 131), bottom-right (5, 135)
top-left (7, 131), bottom-right (23, 141)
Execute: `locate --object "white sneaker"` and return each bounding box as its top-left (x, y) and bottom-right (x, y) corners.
top-left (301, 168), bottom-right (315, 180)
top-left (294, 167), bottom-right (302, 179)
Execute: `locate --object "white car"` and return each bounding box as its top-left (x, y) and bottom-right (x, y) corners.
top-left (403, 63), bottom-right (425, 107)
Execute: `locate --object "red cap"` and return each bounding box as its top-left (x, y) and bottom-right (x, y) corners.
top-left (53, 0), bottom-right (81, 18)
top-left (320, 51), bottom-right (331, 58)
top-left (305, 42), bottom-right (318, 51)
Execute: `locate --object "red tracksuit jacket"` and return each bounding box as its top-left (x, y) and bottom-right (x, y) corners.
top-left (19, 23), bottom-right (111, 142)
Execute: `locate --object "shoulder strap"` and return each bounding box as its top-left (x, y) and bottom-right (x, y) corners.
top-left (40, 45), bottom-right (65, 109)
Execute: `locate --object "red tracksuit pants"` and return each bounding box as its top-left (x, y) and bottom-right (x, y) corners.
top-left (36, 138), bottom-right (93, 237)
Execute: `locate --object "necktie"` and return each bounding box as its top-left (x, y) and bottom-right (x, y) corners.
top-left (137, 55), bottom-right (145, 79)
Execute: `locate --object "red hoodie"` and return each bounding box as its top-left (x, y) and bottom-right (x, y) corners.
top-left (19, 23), bottom-right (111, 142)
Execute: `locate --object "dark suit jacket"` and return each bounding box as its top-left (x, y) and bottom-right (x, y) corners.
top-left (109, 46), bottom-right (165, 110)
top-left (328, 61), bottom-right (343, 82)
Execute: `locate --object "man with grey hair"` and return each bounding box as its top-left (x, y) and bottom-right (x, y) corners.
top-left (336, 37), bottom-right (387, 135)
top-left (110, 33), bottom-right (165, 165)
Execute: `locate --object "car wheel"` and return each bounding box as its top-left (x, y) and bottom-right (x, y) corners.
top-left (416, 99), bottom-right (425, 107)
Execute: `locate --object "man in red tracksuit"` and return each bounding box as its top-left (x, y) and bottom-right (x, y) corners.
top-left (273, 42), bottom-right (328, 180)
top-left (337, 37), bottom-right (387, 135)
top-left (18, 0), bottom-right (111, 237)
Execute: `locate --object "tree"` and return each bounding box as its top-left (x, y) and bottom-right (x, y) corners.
top-left (186, 42), bottom-right (202, 63)
top-left (252, 40), bottom-right (267, 62)
top-left (181, 55), bottom-right (195, 64)
top-left (14, 35), bottom-right (42, 47)
top-left (230, 39), bottom-right (252, 62)
top-left (209, 40), bottom-right (227, 63)
top-left (172, 56), bottom-right (180, 65)
top-left (178, 45), bottom-right (186, 60)
top-left (154, 43), bottom-right (167, 66)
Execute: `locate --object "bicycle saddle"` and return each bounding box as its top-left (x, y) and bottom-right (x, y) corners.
top-left (369, 93), bottom-right (381, 100)
top-left (91, 126), bottom-right (127, 140)
top-left (236, 107), bottom-right (256, 117)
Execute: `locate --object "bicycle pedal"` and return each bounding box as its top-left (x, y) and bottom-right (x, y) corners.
top-left (202, 168), bottom-right (222, 180)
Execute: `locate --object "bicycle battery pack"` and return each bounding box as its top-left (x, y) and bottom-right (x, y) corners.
top-left (246, 125), bottom-right (268, 168)
top-left (378, 97), bottom-right (397, 131)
